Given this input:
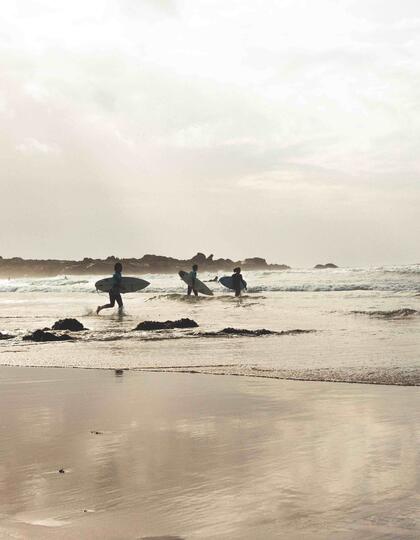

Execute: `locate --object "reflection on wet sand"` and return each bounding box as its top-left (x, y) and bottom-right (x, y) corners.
top-left (0, 367), bottom-right (419, 539)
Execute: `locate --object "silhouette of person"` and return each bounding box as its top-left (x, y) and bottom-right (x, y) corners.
top-left (97, 262), bottom-right (124, 314)
top-left (232, 267), bottom-right (246, 297)
top-left (187, 264), bottom-right (199, 296)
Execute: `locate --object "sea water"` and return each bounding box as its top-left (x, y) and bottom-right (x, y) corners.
top-left (0, 266), bottom-right (419, 385)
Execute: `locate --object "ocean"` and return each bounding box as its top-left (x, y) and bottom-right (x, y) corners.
top-left (0, 266), bottom-right (419, 385)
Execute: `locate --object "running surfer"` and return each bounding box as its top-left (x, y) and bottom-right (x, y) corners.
top-left (97, 262), bottom-right (124, 314)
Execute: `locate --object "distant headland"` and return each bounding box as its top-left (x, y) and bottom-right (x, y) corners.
top-left (0, 253), bottom-right (291, 278)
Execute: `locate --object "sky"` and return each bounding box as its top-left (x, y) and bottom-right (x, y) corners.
top-left (1, 0), bottom-right (419, 266)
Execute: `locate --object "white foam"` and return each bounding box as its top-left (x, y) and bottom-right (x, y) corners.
top-left (1, 266), bottom-right (419, 294)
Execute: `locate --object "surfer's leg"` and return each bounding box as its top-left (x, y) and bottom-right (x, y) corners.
top-left (97, 302), bottom-right (113, 313)
top-left (115, 293), bottom-right (123, 310)
top-left (97, 292), bottom-right (116, 313)
top-left (187, 286), bottom-right (192, 296)
top-left (193, 289), bottom-right (198, 297)
top-left (107, 291), bottom-right (117, 308)
top-left (235, 288), bottom-right (241, 297)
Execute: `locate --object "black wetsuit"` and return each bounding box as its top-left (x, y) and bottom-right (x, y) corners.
top-left (187, 270), bottom-right (198, 296)
top-left (232, 273), bottom-right (245, 297)
top-left (104, 272), bottom-right (123, 308)
top-left (109, 288), bottom-right (123, 308)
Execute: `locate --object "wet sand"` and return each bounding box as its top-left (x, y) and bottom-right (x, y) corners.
top-left (0, 367), bottom-right (419, 539)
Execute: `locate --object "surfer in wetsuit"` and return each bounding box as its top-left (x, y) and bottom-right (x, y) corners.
top-left (187, 264), bottom-right (199, 296)
top-left (96, 262), bottom-right (124, 314)
top-left (232, 267), bottom-right (246, 297)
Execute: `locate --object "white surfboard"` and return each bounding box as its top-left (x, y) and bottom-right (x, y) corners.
top-left (179, 271), bottom-right (213, 296)
top-left (95, 277), bottom-right (150, 293)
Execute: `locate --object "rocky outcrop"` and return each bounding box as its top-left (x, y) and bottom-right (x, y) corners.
top-left (23, 329), bottom-right (74, 342)
top-left (133, 318), bottom-right (199, 331)
top-left (218, 327), bottom-right (275, 336)
top-left (0, 332), bottom-right (14, 340)
top-left (0, 253), bottom-right (290, 277)
top-left (191, 252), bottom-right (207, 265)
top-left (51, 318), bottom-right (85, 331)
top-left (202, 328), bottom-right (315, 337)
top-left (241, 257), bottom-right (267, 269)
top-left (314, 263), bottom-right (338, 269)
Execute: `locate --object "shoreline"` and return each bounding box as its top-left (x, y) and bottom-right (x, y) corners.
top-left (1, 362), bottom-right (419, 387)
top-left (1, 270), bottom-right (419, 390)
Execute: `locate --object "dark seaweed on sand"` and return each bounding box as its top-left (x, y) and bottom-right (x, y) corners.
top-left (23, 329), bottom-right (74, 342)
top-left (201, 328), bottom-right (315, 337)
top-left (133, 318), bottom-right (199, 331)
top-left (0, 332), bottom-right (15, 340)
top-left (51, 318), bottom-right (86, 331)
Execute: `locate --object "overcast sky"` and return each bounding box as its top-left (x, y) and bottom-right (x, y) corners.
top-left (1, 0), bottom-right (419, 265)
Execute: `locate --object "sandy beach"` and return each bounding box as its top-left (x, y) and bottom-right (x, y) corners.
top-left (0, 366), bottom-right (419, 539)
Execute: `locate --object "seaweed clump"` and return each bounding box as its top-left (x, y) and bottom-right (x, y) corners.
top-left (133, 318), bottom-right (199, 331)
top-left (23, 329), bottom-right (74, 342)
top-left (51, 318), bottom-right (86, 331)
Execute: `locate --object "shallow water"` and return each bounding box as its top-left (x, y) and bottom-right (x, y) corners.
top-left (0, 368), bottom-right (419, 539)
top-left (0, 267), bottom-right (419, 385)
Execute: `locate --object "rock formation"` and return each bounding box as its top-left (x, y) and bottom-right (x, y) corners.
top-left (0, 332), bottom-right (15, 340)
top-left (0, 253), bottom-right (291, 277)
top-left (314, 263), bottom-right (338, 269)
top-left (23, 329), bottom-right (74, 342)
top-left (133, 318), bottom-right (199, 331)
top-left (51, 318), bottom-right (85, 331)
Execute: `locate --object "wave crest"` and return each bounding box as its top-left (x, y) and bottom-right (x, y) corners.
top-left (352, 308), bottom-right (419, 318)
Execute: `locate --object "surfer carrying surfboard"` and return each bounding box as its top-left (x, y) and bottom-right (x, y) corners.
top-left (96, 262), bottom-right (124, 314)
top-left (178, 268), bottom-right (213, 296)
top-left (232, 267), bottom-right (247, 297)
top-left (187, 264), bottom-right (199, 296)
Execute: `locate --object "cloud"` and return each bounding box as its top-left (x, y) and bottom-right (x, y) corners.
top-left (0, 0), bottom-right (419, 264)
top-left (118, 0), bottom-right (177, 16)
top-left (16, 138), bottom-right (60, 155)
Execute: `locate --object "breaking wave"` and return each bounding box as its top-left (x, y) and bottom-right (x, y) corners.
top-left (3, 326), bottom-right (315, 344)
top-left (143, 366), bottom-right (420, 386)
top-left (0, 276), bottom-right (93, 293)
top-left (249, 284), bottom-right (376, 292)
top-left (0, 265), bottom-right (419, 294)
top-left (351, 308), bottom-right (419, 319)
top-left (146, 293), bottom-right (214, 302)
